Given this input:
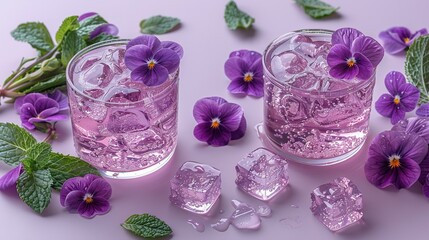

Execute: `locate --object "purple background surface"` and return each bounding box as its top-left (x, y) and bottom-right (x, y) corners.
top-left (1, 1), bottom-right (428, 239)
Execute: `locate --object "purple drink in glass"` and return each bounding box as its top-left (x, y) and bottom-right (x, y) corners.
top-left (66, 40), bottom-right (179, 178)
top-left (262, 30), bottom-right (376, 165)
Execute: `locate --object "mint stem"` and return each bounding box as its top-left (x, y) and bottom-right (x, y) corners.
top-left (42, 125), bottom-right (57, 143)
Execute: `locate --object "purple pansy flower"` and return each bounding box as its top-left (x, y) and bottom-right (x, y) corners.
top-left (392, 117), bottom-right (429, 144)
top-left (375, 71), bottom-right (419, 124)
top-left (423, 174), bottom-right (429, 198)
top-left (60, 174), bottom-right (112, 219)
top-left (327, 28), bottom-right (384, 80)
top-left (364, 130), bottom-right (428, 189)
top-left (416, 103), bottom-right (429, 117)
top-left (14, 90), bottom-right (68, 130)
top-left (78, 12), bottom-right (119, 40)
top-left (419, 152), bottom-right (429, 185)
top-left (379, 27), bottom-right (428, 55)
top-left (224, 50), bottom-right (263, 98)
top-left (193, 97), bottom-right (246, 146)
top-left (124, 35), bottom-right (183, 86)
top-left (0, 164), bottom-right (23, 191)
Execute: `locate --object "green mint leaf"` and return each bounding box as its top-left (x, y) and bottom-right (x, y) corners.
top-left (23, 73), bottom-right (66, 94)
top-left (61, 30), bottom-right (87, 66)
top-left (77, 15), bottom-right (108, 38)
top-left (39, 152), bottom-right (99, 190)
top-left (295, 0), bottom-right (338, 19)
top-left (24, 142), bottom-right (52, 171)
top-left (140, 15), bottom-right (180, 35)
top-left (405, 35), bottom-right (429, 104)
top-left (121, 214), bottom-right (173, 238)
top-left (17, 169), bottom-right (52, 213)
top-left (224, 1), bottom-right (255, 30)
top-left (55, 16), bottom-right (79, 44)
top-left (11, 22), bottom-right (55, 54)
top-left (0, 123), bottom-right (37, 166)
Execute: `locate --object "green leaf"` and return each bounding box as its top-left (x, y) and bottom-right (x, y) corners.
top-left (0, 123), bottom-right (37, 166)
top-left (405, 35), bottom-right (429, 104)
top-left (121, 214), bottom-right (173, 238)
top-left (77, 15), bottom-right (108, 38)
top-left (55, 16), bottom-right (79, 44)
top-left (39, 152), bottom-right (99, 190)
top-left (11, 22), bottom-right (55, 54)
top-left (16, 169), bottom-right (52, 213)
top-left (61, 30), bottom-right (87, 66)
top-left (224, 1), bottom-right (255, 30)
top-left (295, 0), bottom-right (338, 19)
top-left (140, 15), bottom-right (180, 35)
top-left (23, 73), bottom-right (66, 94)
top-left (24, 142), bottom-right (52, 172)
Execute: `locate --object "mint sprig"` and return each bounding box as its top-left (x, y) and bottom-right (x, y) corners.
top-left (295, 0), bottom-right (339, 19)
top-left (140, 15), bottom-right (180, 35)
top-left (405, 35), bottom-right (429, 104)
top-left (0, 123), bottom-right (99, 213)
top-left (224, 1), bottom-right (255, 30)
top-left (122, 214), bottom-right (172, 238)
top-left (0, 13), bottom-right (117, 106)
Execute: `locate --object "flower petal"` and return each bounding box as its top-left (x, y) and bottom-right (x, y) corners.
top-left (375, 94), bottom-right (395, 118)
top-left (392, 158), bottom-right (421, 189)
top-left (22, 93), bottom-right (46, 106)
top-left (353, 52), bottom-right (373, 80)
top-left (154, 48), bottom-right (180, 73)
top-left (218, 102), bottom-right (244, 131)
top-left (229, 50), bottom-right (262, 65)
top-left (193, 98), bottom-right (221, 123)
top-left (227, 78), bottom-right (249, 95)
top-left (384, 71), bottom-right (406, 95)
top-left (419, 153), bottom-right (429, 184)
top-left (124, 45), bottom-right (153, 71)
top-left (194, 122), bottom-right (215, 142)
top-left (246, 79), bottom-right (264, 98)
top-left (126, 35), bottom-right (161, 51)
top-left (416, 104), bottom-right (429, 117)
top-left (365, 154), bottom-right (395, 188)
top-left (379, 31), bottom-right (407, 54)
top-left (329, 63), bottom-right (359, 80)
top-left (89, 24), bottom-right (119, 40)
top-left (84, 174), bottom-right (101, 184)
top-left (207, 127), bottom-right (232, 147)
top-left (161, 41), bottom-right (184, 59)
top-left (231, 115), bottom-right (247, 140)
top-left (14, 96), bottom-right (25, 114)
top-left (0, 164), bottom-right (22, 190)
top-left (391, 108), bottom-right (406, 124)
top-left (331, 28), bottom-right (364, 48)
top-left (224, 57), bottom-right (249, 80)
top-left (60, 177), bottom-right (88, 206)
top-left (130, 64), bottom-right (169, 86)
top-left (77, 198), bottom-right (111, 218)
top-left (204, 97), bottom-right (228, 105)
top-left (423, 179), bottom-right (429, 198)
top-left (327, 44), bottom-right (352, 67)
top-left (47, 90), bottom-right (68, 111)
top-left (410, 28), bottom-right (428, 45)
top-left (400, 133), bottom-right (428, 164)
top-left (19, 103), bottom-right (38, 130)
top-left (397, 84), bottom-right (420, 111)
top-left (388, 27), bottom-right (412, 40)
top-left (87, 178), bottom-right (112, 200)
top-left (33, 98), bottom-right (59, 116)
top-left (78, 12), bottom-right (97, 22)
top-left (193, 123), bottom-right (232, 146)
top-left (64, 190), bottom-right (86, 212)
top-left (404, 117), bottom-right (429, 143)
top-left (351, 36), bottom-right (384, 68)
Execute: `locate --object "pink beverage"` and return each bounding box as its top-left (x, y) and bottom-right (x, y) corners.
top-left (66, 40), bottom-right (178, 178)
top-left (263, 30), bottom-right (375, 165)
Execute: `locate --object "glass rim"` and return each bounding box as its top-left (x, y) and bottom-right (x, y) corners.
top-left (262, 29), bottom-right (376, 97)
top-left (66, 39), bottom-right (179, 106)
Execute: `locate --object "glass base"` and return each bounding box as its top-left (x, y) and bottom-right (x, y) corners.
top-left (255, 123), bottom-right (365, 166)
top-left (99, 147), bottom-right (176, 179)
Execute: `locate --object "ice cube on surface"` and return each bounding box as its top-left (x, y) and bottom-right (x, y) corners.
top-left (235, 148), bottom-right (289, 201)
top-left (310, 177), bottom-right (363, 231)
top-left (170, 161), bottom-right (221, 214)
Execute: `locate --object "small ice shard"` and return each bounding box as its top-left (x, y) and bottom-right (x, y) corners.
top-left (310, 177), bottom-right (363, 231)
top-left (187, 219), bottom-right (205, 232)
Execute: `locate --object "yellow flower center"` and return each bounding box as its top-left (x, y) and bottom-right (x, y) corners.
top-left (347, 57), bottom-right (356, 68)
top-left (147, 60), bottom-right (156, 70)
top-left (388, 155), bottom-right (401, 169)
top-left (243, 72), bottom-right (254, 82)
top-left (404, 37), bottom-right (410, 44)
top-left (211, 118), bottom-right (221, 129)
top-left (84, 194), bottom-right (93, 204)
top-left (393, 95), bottom-right (401, 105)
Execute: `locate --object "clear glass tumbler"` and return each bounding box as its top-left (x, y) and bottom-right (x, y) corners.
top-left (262, 30), bottom-right (376, 166)
top-left (66, 39), bottom-right (179, 178)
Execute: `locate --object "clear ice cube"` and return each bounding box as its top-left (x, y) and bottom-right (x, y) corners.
top-left (123, 129), bottom-right (166, 154)
top-left (103, 86), bottom-right (141, 103)
top-left (106, 109), bottom-right (150, 133)
top-left (170, 161), bottom-right (221, 214)
top-left (235, 148), bottom-right (289, 201)
top-left (294, 42), bottom-right (318, 58)
top-left (83, 88), bottom-right (104, 99)
top-left (310, 177), bottom-right (363, 231)
top-left (290, 72), bottom-right (321, 91)
top-left (79, 63), bottom-right (113, 89)
top-left (309, 55), bottom-right (329, 76)
top-left (289, 34), bottom-right (312, 49)
top-left (273, 51), bottom-right (307, 75)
